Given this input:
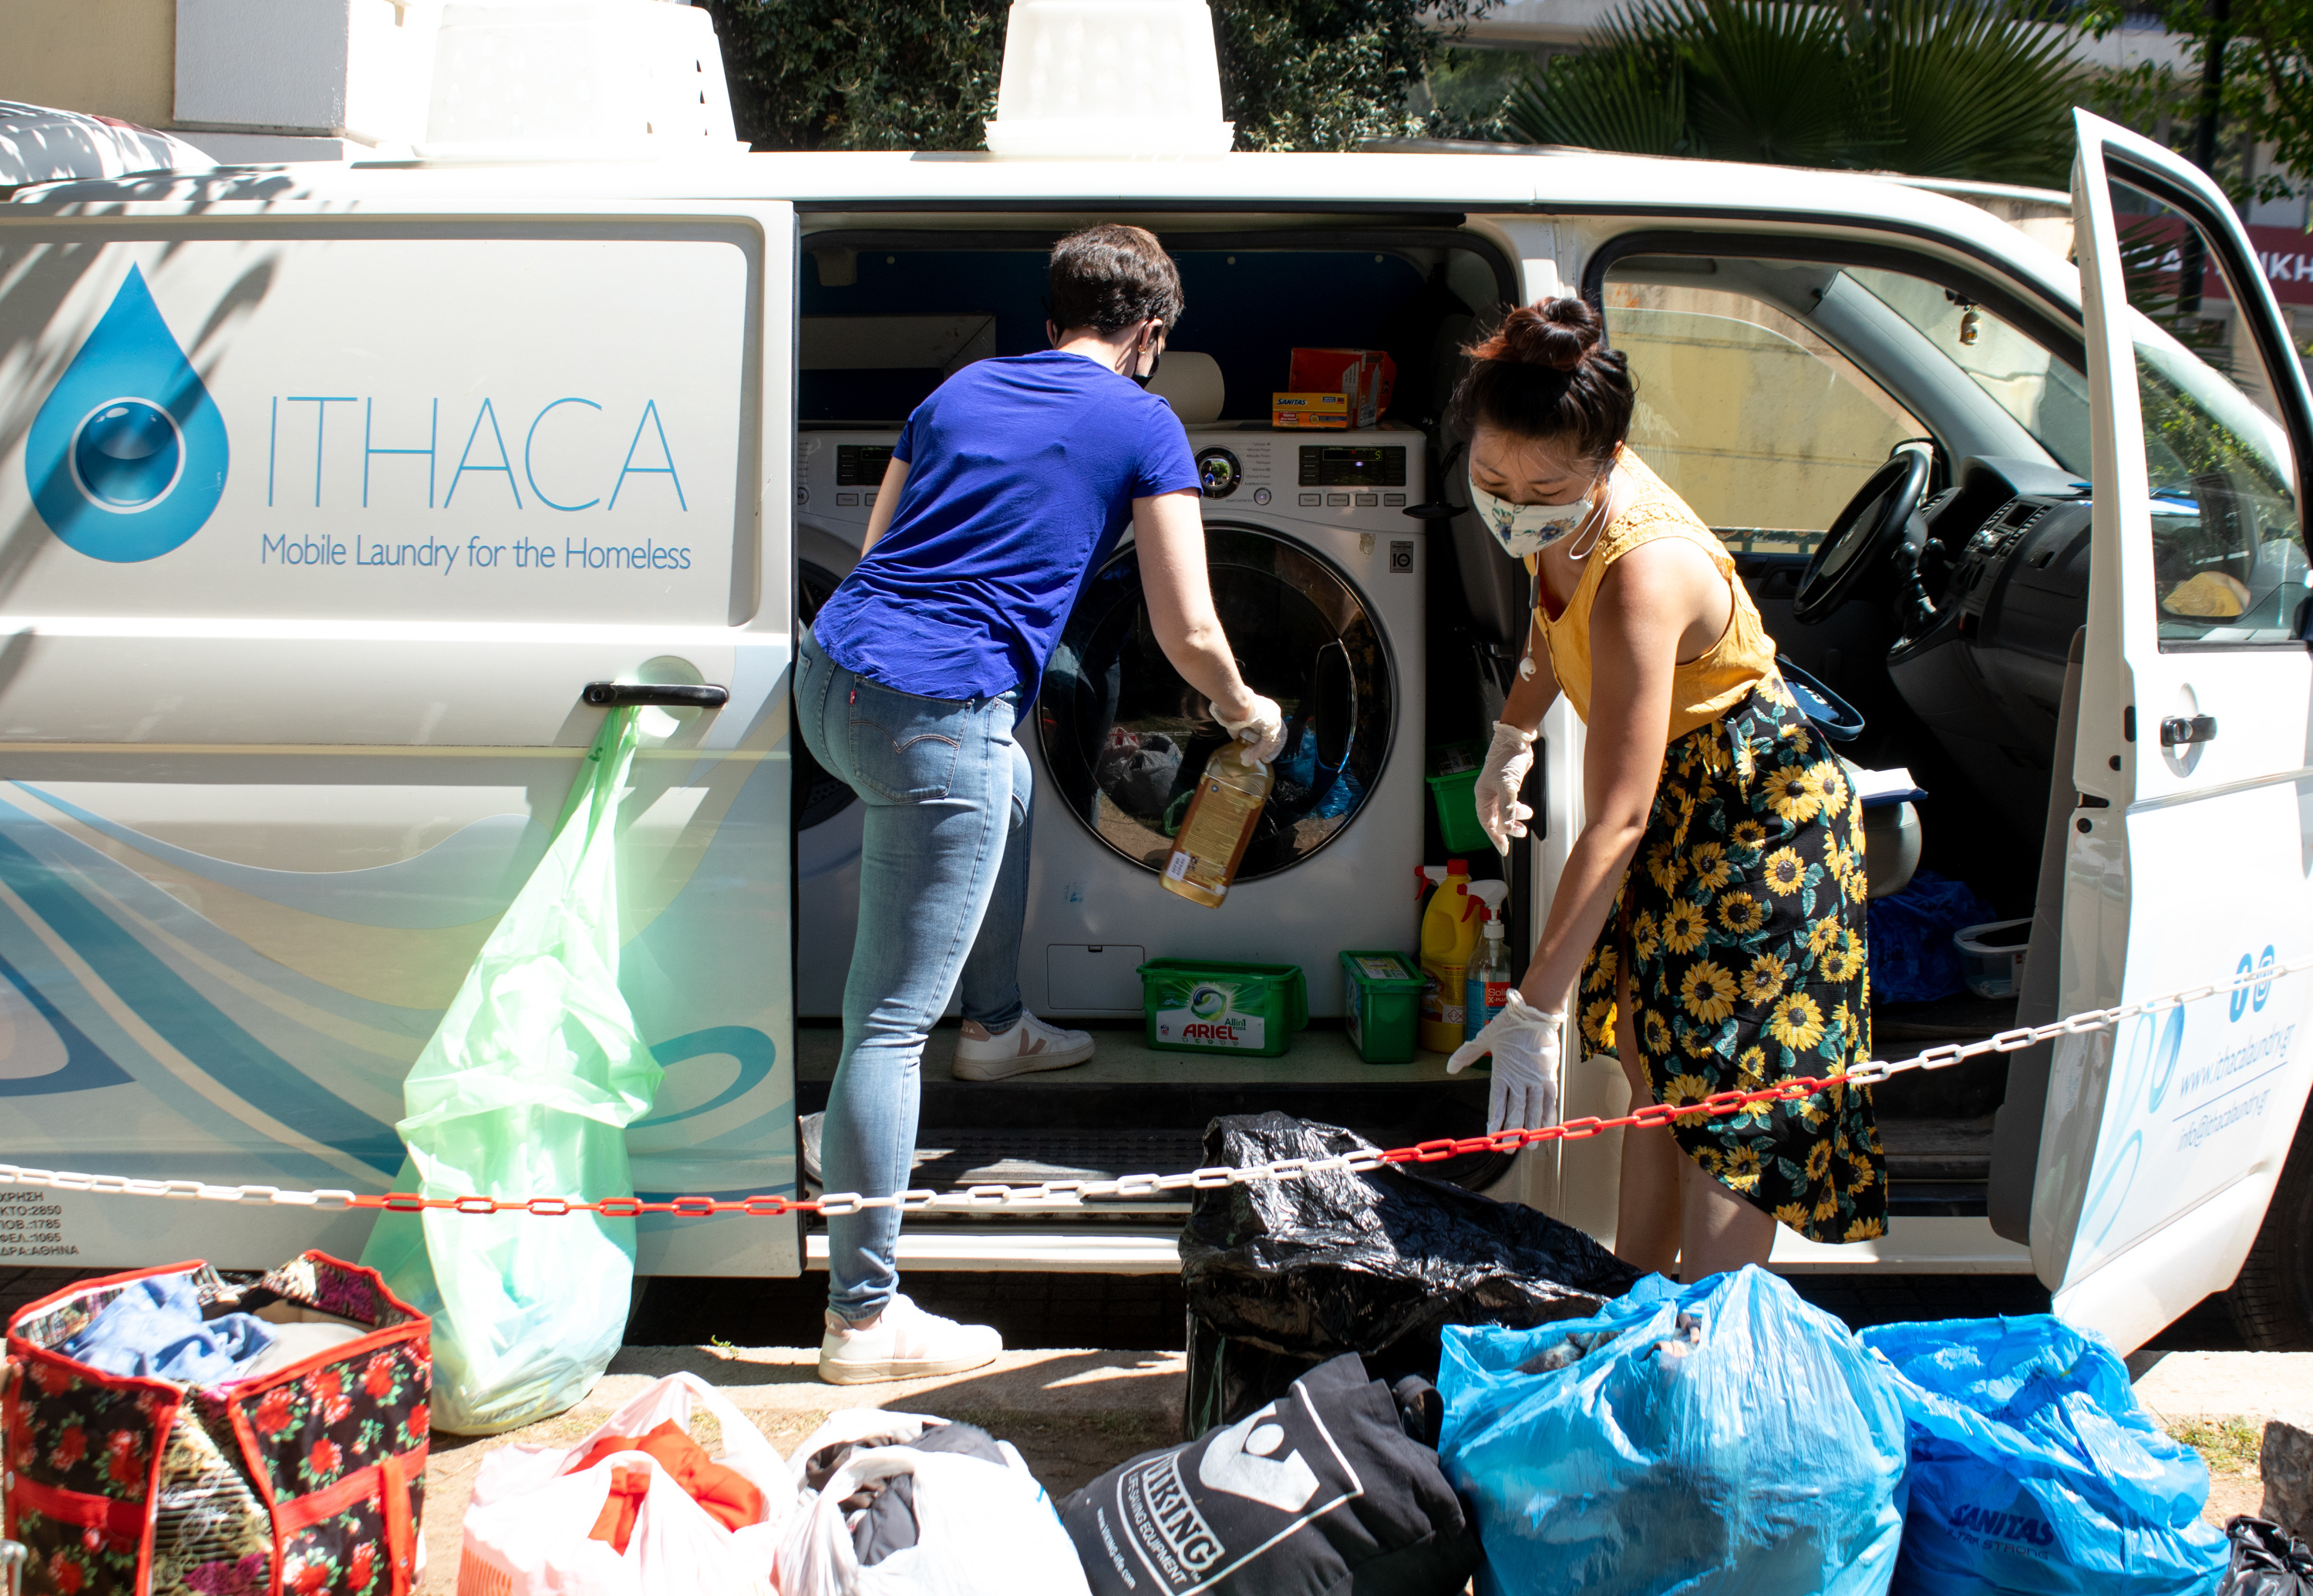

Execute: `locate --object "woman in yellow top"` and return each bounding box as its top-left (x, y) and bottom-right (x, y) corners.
top-left (1447, 296), bottom-right (1884, 1279)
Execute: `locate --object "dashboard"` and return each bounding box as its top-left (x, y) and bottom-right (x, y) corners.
top-left (1885, 456), bottom-right (2093, 837)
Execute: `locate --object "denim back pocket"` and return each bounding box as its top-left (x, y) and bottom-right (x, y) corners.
top-left (847, 678), bottom-right (968, 801)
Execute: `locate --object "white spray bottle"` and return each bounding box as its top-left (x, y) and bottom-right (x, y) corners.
top-left (1465, 880), bottom-right (1513, 1035)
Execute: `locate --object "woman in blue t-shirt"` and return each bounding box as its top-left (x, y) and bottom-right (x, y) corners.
top-left (800, 224), bottom-right (1285, 1384)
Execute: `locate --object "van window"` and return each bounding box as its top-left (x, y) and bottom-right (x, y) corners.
top-left (1602, 270), bottom-right (1924, 555)
top-left (2103, 176), bottom-right (2308, 646)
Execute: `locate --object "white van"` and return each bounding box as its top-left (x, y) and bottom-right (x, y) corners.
top-left (1, 111), bottom-right (2305, 1356)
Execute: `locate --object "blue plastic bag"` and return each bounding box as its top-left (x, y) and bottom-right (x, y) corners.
top-left (1867, 870), bottom-right (1995, 1003)
top-left (1439, 1267), bottom-right (1908, 1595)
top-left (1857, 1316), bottom-right (2227, 1596)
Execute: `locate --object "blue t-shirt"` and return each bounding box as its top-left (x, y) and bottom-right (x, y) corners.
top-left (810, 351), bottom-right (1200, 700)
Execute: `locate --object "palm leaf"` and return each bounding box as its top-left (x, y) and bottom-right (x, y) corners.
top-left (1668, 0), bottom-right (1869, 167)
top-left (1506, 22), bottom-right (1687, 154)
top-left (1864, 0), bottom-right (2081, 184)
top-left (1506, 0), bottom-right (2089, 184)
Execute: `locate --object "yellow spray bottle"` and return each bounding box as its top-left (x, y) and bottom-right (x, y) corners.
top-left (1416, 860), bottom-right (1481, 1053)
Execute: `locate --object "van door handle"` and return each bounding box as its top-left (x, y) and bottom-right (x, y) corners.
top-left (2159, 713), bottom-right (2217, 747)
top-left (583, 682), bottom-right (730, 709)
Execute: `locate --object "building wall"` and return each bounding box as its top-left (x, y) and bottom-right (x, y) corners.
top-left (0, 0), bottom-right (174, 126)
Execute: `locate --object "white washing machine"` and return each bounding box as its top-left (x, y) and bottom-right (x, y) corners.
top-left (793, 426), bottom-right (1426, 1022)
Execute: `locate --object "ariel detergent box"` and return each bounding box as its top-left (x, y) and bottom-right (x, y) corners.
top-left (1138, 959), bottom-right (1308, 1058)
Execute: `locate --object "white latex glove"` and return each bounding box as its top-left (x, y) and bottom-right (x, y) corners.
top-left (1216, 693), bottom-right (1287, 766)
top-left (1446, 989), bottom-right (1564, 1134)
top-left (1474, 720), bottom-right (1537, 855)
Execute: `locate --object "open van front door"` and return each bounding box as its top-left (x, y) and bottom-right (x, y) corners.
top-left (2030, 112), bottom-right (2313, 1349)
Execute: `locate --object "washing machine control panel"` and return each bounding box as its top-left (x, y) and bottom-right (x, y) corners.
top-left (793, 431), bottom-right (904, 530)
top-left (1183, 430), bottom-right (1419, 527)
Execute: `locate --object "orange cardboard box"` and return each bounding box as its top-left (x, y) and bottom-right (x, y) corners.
top-left (1290, 347), bottom-right (1396, 419)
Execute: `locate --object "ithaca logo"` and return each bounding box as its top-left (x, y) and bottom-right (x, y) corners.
top-left (25, 265), bottom-right (229, 562)
top-left (1948, 1503), bottom-right (2055, 1546)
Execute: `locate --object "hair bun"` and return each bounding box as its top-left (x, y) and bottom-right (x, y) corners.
top-left (1477, 295), bottom-right (1598, 372)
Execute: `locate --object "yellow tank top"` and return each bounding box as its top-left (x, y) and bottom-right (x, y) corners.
top-left (1528, 450), bottom-right (1778, 743)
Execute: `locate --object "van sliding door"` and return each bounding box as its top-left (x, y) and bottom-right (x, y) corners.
top-left (0, 200), bottom-right (800, 1278)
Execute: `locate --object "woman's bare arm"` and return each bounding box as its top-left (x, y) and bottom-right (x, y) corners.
top-left (1514, 537), bottom-right (1722, 1015)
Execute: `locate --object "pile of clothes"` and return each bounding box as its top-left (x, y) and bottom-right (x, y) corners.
top-left (58, 1270), bottom-right (371, 1386)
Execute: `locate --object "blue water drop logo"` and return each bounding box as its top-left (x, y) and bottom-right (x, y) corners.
top-left (25, 265), bottom-right (228, 562)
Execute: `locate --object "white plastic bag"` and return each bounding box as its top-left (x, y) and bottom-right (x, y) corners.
top-left (457, 1372), bottom-right (786, 1596)
top-left (774, 1442), bottom-right (1093, 1596)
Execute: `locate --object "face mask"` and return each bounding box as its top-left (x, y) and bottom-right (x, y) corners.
top-left (1470, 473), bottom-right (1601, 560)
top-left (1132, 347), bottom-right (1161, 390)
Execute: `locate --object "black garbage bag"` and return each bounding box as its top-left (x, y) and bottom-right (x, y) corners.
top-left (1096, 729), bottom-right (1184, 820)
top-left (1180, 1113), bottom-right (1642, 1431)
top-left (2224, 1517), bottom-right (2313, 1595)
top-left (1062, 1353), bottom-right (1480, 1596)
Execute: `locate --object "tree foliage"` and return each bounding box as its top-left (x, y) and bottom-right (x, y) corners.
top-left (698, 0), bottom-right (1486, 152)
top-left (2078, 0), bottom-right (2313, 203)
top-left (1507, 0), bottom-right (2086, 186)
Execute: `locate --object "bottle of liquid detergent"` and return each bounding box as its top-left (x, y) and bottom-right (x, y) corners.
top-left (1416, 860), bottom-right (1480, 1052)
top-left (1161, 742), bottom-right (1275, 908)
top-left (1466, 880), bottom-right (1513, 1037)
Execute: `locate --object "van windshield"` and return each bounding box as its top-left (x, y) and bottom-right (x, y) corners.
top-left (1852, 248), bottom-right (2305, 645)
top-left (1846, 267), bottom-right (2095, 476)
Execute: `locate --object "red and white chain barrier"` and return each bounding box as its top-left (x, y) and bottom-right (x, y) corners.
top-left (3, 955), bottom-right (2305, 1221)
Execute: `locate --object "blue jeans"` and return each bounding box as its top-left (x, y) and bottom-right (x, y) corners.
top-left (795, 629), bottom-right (1032, 1320)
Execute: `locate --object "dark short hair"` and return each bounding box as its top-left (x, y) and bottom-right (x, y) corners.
top-left (1449, 295), bottom-right (1634, 469)
top-left (1049, 224), bottom-right (1185, 337)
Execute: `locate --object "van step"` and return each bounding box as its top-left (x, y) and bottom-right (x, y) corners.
top-left (800, 1118), bottom-right (1994, 1220)
top-left (912, 1129), bottom-right (1205, 1198)
top-left (1880, 1115), bottom-right (1993, 1217)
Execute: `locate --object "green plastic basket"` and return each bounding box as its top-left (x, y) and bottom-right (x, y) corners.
top-left (1426, 766), bottom-right (1491, 854)
top-left (1339, 949), bottom-right (1425, 1064)
top-left (1138, 958), bottom-right (1308, 1058)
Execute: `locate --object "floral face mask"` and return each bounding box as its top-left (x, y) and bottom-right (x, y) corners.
top-left (1470, 472), bottom-right (1604, 560)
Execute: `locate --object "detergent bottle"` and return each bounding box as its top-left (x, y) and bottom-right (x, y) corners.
top-left (1416, 860), bottom-right (1480, 1052)
top-left (1161, 742), bottom-right (1275, 908)
top-left (1465, 880), bottom-right (1513, 1036)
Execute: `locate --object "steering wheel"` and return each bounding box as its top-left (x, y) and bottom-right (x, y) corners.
top-left (1791, 448), bottom-right (1934, 625)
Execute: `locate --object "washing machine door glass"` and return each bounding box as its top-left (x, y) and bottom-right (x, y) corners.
top-left (1038, 525), bottom-right (1394, 880)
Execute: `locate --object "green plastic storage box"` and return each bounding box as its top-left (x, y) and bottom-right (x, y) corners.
top-left (1138, 958), bottom-right (1308, 1058)
top-left (1339, 949), bottom-right (1425, 1064)
top-left (1426, 742), bottom-right (1492, 854)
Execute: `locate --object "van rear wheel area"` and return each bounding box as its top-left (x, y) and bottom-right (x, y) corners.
top-left (2224, 1112), bottom-right (2313, 1349)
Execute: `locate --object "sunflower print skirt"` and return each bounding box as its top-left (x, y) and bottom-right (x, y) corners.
top-left (1579, 673), bottom-right (1887, 1244)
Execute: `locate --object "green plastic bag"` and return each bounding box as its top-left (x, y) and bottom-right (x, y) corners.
top-left (361, 708), bottom-right (664, 1435)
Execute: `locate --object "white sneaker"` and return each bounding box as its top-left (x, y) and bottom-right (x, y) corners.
top-left (952, 1012), bottom-right (1095, 1082)
top-left (818, 1294), bottom-right (1003, 1384)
